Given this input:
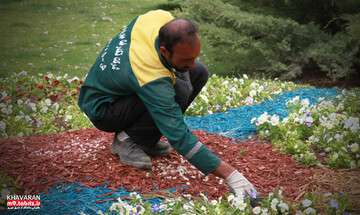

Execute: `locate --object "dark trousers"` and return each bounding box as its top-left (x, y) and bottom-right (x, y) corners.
top-left (91, 62), bottom-right (209, 147)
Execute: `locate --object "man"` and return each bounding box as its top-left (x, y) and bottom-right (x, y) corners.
top-left (78, 10), bottom-right (259, 201)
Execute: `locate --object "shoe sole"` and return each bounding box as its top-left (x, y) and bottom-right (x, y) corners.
top-left (143, 147), bottom-right (172, 157)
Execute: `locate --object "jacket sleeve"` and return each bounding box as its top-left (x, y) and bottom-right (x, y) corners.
top-left (136, 77), bottom-right (220, 175)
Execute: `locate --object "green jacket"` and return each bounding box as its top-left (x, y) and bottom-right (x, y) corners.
top-left (78, 10), bottom-right (220, 175)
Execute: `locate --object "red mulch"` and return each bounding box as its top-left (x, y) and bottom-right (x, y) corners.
top-left (0, 128), bottom-right (314, 200)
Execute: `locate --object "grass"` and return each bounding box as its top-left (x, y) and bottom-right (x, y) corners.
top-left (0, 0), bottom-right (167, 79)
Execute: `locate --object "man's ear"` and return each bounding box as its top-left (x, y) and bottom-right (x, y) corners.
top-left (160, 46), bottom-right (170, 60)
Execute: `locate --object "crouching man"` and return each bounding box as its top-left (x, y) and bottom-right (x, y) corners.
top-left (78, 10), bottom-right (259, 201)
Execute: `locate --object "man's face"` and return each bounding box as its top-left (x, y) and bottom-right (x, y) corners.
top-left (161, 35), bottom-right (201, 72)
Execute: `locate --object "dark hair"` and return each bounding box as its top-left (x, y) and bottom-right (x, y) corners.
top-left (158, 18), bottom-right (198, 53)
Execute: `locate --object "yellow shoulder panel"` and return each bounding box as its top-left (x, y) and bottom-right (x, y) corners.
top-left (129, 10), bottom-right (176, 87)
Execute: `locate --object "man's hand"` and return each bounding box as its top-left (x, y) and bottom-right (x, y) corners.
top-left (212, 161), bottom-right (260, 206)
top-left (226, 170), bottom-right (257, 199)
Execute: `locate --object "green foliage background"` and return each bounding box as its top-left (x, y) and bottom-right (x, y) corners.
top-left (171, 0), bottom-right (360, 81)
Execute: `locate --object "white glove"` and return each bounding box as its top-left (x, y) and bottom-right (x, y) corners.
top-left (226, 170), bottom-right (258, 199)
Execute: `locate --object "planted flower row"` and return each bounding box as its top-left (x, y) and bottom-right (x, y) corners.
top-left (0, 71), bottom-right (92, 138)
top-left (0, 72), bottom-right (300, 138)
top-left (186, 74), bottom-right (300, 115)
top-left (90, 190), bottom-right (348, 215)
top-left (253, 89), bottom-right (360, 168)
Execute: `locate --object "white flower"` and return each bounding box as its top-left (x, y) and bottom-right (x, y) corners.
top-left (257, 112), bottom-right (270, 126)
top-left (334, 133), bottom-right (343, 142)
top-left (17, 99), bottom-right (23, 105)
top-left (200, 94), bottom-right (209, 103)
top-left (253, 206), bottom-right (261, 214)
top-left (210, 200), bottom-right (218, 205)
top-left (53, 103), bottom-right (60, 111)
top-left (200, 206), bottom-right (207, 212)
top-left (1, 106), bottom-right (12, 115)
top-left (0, 121), bottom-right (6, 131)
top-left (270, 114), bottom-right (280, 126)
top-left (18, 70), bottom-right (28, 76)
top-left (304, 207), bottom-right (316, 214)
top-left (301, 98), bottom-right (310, 107)
top-left (289, 96), bottom-right (300, 104)
top-left (230, 86), bottom-right (237, 93)
top-left (183, 201), bottom-right (194, 211)
top-left (36, 120), bottom-right (43, 128)
top-left (243, 74), bottom-right (248, 79)
top-left (96, 210), bottom-right (104, 215)
top-left (109, 202), bottom-right (123, 212)
top-left (46, 73), bottom-right (54, 79)
top-left (45, 99), bottom-right (52, 106)
top-left (239, 78), bottom-right (244, 85)
top-left (245, 96), bottom-right (254, 105)
top-left (249, 90), bottom-right (257, 97)
top-left (227, 194), bottom-right (235, 203)
top-left (41, 106), bottom-right (48, 113)
top-left (258, 85), bottom-right (264, 92)
top-left (332, 152), bottom-right (339, 160)
top-left (350, 143), bottom-right (359, 153)
top-left (308, 135), bottom-right (319, 143)
top-left (344, 117), bottom-right (360, 132)
top-left (235, 199), bottom-right (247, 211)
top-left (64, 115), bottom-right (72, 122)
top-left (282, 117), bottom-right (289, 123)
top-left (200, 193), bottom-right (208, 202)
top-left (129, 192), bottom-right (141, 200)
top-left (1, 91), bottom-right (7, 98)
top-left (251, 117), bottom-right (257, 124)
top-left (27, 102), bottom-right (37, 112)
top-left (278, 201), bottom-right (289, 213)
top-left (229, 195), bottom-right (246, 210)
top-left (296, 210), bottom-right (304, 215)
top-left (250, 82), bottom-right (258, 89)
top-left (271, 198), bottom-right (279, 211)
top-left (261, 208), bottom-right (269, 215)
top-left (304, 116), bottom-right (314, 127)
top-left (223, 80), bottom-right (229, 85)
top-left (320, 116), bottom-right (334, 129)
top-left (301, 199), bottom-right (312, 208)
top-left (15, 115), bottom-right (23, 121)
top-left (24, 115), bottom-right (32, 123)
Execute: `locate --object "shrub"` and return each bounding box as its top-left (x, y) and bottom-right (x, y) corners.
top-left (173, 0), bottom-right (359, 81)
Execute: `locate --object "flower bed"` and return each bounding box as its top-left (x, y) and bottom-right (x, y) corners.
top-left (0, 71), bottom-right (91, 138)
top-left (253, 89), bottom-right (360, 168)
top-left (186, 74), bottom-right (300, 115)
top-left (101, 190), bottom-right (348, 215)
top-left (0, 72), bottom-right (299, 138)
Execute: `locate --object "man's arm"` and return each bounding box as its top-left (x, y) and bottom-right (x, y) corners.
top-left (136, 77), bottom-right (258, 198)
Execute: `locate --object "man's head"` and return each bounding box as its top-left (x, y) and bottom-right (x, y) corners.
top-left (159, 18), bottom-right (200, 72)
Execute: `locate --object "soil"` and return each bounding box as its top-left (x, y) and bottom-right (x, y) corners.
top-left (294, 68), bottom-right (360, 88)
